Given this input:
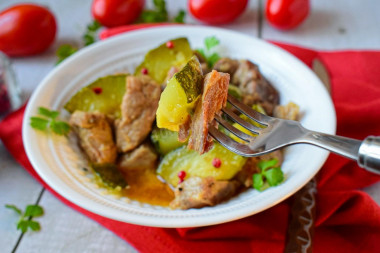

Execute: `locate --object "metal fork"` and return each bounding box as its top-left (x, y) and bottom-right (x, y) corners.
top-left (209, 94), bottom-right (380, 175)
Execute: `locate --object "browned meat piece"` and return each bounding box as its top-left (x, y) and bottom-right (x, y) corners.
top-left (188, 70), bottom-right (230, 154)
top-left (115, 75), bottom-right (161, 152)
top-left (233, 60), bottom-right (279, 115)
top-left (178, 114), bottom-right (191, 142)
top-left (273, 102), bottom-right (300, 121)
top-left (118, 143), bottom-right (158, 172)
top-left (70, 111), bottom-right (117, 164)
top-left (213, 57), bottom-right (240, 76)
top-left (170, 177), bottom-right (241, 209)
top-left (234, 150), bottom-right (284, 187)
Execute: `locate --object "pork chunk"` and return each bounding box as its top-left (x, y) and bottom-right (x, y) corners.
top-left (213, 57), bottom-right (240, 76)
top-left (115, 75), bottom-right (161, 152)
top-left (118, 143), bottom-right (158, 172)
top-left (273, 102), bottom-right (300, 121)
top-left (70, 111), bottom-right (117, 164)
top-left (233, 60), bottom-right (279, 115)
top-left (170, 177), bottom-right (240, 209)
top-left (187, 70), bottom-right (230, 154)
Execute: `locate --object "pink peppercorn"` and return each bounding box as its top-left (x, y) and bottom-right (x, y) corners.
top-left (166, 41), bottom-right (174, 48)
top-left (212, 158), bottom-right (222, 168)
top-left (141, 68), bottom-right (148, 75)
top-left (178, 170), bottom-right (186, 183)
top-left (92, 87), bottom-right (102, 94)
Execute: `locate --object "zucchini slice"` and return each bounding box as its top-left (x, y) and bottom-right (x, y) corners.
top-left (135, 37), bottom-right (193, 84)
top-left (156, 56), bottom-right (203, 131)
top-left (157, 143), bottom-right (246, 187)
top-left (64, 74), bottom-right (127, 118)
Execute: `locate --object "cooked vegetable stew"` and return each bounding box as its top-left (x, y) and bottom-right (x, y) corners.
top-left (65, 37), bottom-right (299, 209)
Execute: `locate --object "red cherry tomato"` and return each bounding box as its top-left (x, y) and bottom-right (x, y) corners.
top-left (266, 0), bottom-right (310, 30)
top-left (0, 4), bottom-right (57, 57)
top-left (189, 0), bottom-right (248, 25)
top-left (91, 0), bottom-right (145, 27)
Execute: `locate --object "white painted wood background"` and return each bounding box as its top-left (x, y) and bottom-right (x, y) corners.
top-left (0, 0), bottom-right (379, 252)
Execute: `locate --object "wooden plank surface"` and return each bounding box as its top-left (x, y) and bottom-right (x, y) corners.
top-left (0, 145), bottom-right (43, 253)
top-left (0, 0), bottom-right (379, 252)
top-left (15, 191), bottom-right (137, 253)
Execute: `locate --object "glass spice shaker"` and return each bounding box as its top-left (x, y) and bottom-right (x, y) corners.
top-left (0, 51), bottom-right (22, 119)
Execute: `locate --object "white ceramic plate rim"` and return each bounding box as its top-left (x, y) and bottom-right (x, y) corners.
top-left (22, 26), bottom-right (336, 227)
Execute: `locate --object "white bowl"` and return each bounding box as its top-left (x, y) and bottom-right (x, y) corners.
top-left (22, 26), bottom-right (336, 228)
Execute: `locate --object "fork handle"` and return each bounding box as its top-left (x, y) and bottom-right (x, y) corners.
top-left (358, 136), bottom-right (380, 175)
top-left (305, 133), bottom-right (380, 175)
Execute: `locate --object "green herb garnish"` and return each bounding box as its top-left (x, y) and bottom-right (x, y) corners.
top-left (252, 159), bottom-right (284, 191)
top-left (30, 107), bottom-right (70, 135)
top-left (5, 204), bottom-right (44, 233)
top-left (139, 0), bottom-right (185, 23)
top-left (140, 0), bottom-right (168, 23)
top-left (173, 10), bottom-right (186, 23)
top-left (197, 36), bottom-right (221, 68)
top-left (56, 44), bottom-right (78, 65)
top-left (83, 20), bottom-right (102, 46)
top-left (55, 20), bottom-right (102, 65)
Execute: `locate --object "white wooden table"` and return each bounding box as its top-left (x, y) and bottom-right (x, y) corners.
top-left (1, 0), bottom-right (379, 252)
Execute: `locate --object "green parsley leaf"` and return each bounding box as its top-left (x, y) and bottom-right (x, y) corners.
top-left (139, 0), bottom-right (185, 24)
top-left (140, 0), bottom-right (168, 23)
top-left (197, 36), bottom-right (221, 68)
top-left (56, 44), bottom-right (78, 65)
top-left (30, 117), bottom-right (49, 131)
top-left (27, 220), bottom-right (41, 231)
top-left (24, 205), bottom-right (44, 218)
top-left (263, 167), bottom-right (284, 186)
top-left (207, 52), bottom-right (221, 68)
top-left (30, 107), bottom-right (70, 135)
top-left (6, 204), bottom-right (44, 233)
top-left (205, 36), bottom-right (220, 51)
top-left (174, 10), bottom-right (186, 23)
top-left (5, 204), bottom-right (22, 215)
top-left (252, 158), bottom-right (284, 191)
top-left (258, 159), bottom-right (278, 171)
top-left (83, 20), bottom-right (102, 46)
top-left (154, 0), bottom-right (166, 10)
top-left (50, 120), bottom-right (70, 135)
top-left (38, 107), bottom-right (59, 119)
top-left (17, 220), bottom-right (29, 233)
top-left (87, 19), bottom-right (102, 32)
top-left (253, 173), bottom-right (264, 191)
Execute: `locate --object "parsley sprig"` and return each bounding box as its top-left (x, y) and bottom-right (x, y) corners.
top-left (139, 0), bottom-right (186, 23)
top-left (56, 44), bottom-right (78, 65)
top-left (5, 204), bottom-right (44, 233)
top-left (55, 20), bottom-right (102, 65)
top-left (83, 20), bottom-right (102, 46)
top-left (197, 36), bottom-right (221, 68)
top-left (30, 107), bottom-right (70, 135)
top-left (253, 159), bottom-right (284, 191)
top-left (173, 10), bottom-right (186, 23)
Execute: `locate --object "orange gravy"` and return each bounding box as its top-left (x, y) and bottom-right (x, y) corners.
top-left (121, 169), bottom-right (174, 206)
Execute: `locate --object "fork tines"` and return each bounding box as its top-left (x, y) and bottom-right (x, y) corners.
top-left (209, 95), bottom-right (270, 156)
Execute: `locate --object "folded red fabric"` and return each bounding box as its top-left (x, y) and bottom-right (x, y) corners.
top-left (1, 25), bottom-right (380, 252)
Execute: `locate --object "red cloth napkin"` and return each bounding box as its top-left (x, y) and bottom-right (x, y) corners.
top-left (1, 24), bottom-right (380, 252)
